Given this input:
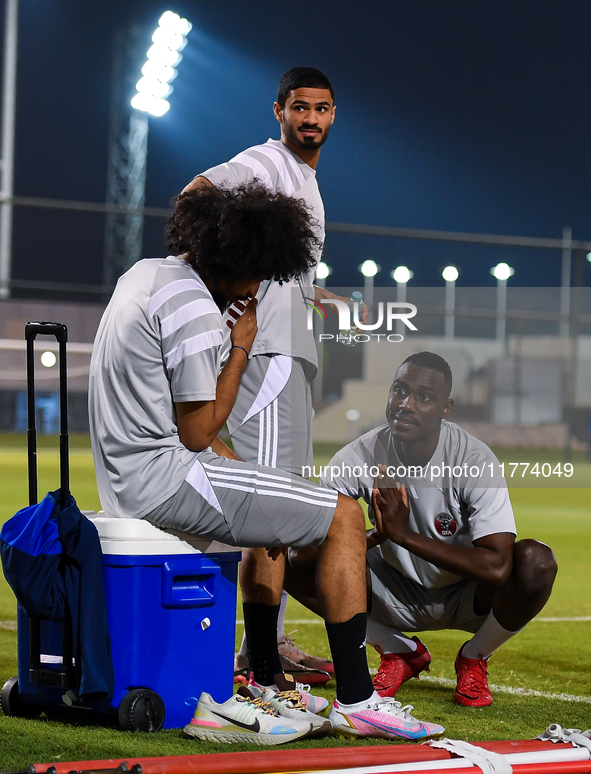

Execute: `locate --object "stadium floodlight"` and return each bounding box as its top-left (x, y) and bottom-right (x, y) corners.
top-left (586, 252), bottom-right (591, 263)
top-left (441, 265), bottom-right (459, 339)
top-left (40, 351), bottom-right (57, 368)
top-left (442, 265), bottom-right (459, 283)
top-left (391, 265), bottom-right (413, 285)
top-left (316, 261), bottom-right (331, 281)
top-left (346, 409), bottom-right (360, 421)
top-left (132, 11), bottom-right (192, 117)
top-left (358, 260), bottom-right (380, 321)
top-left (390, 265), bottom-right (413, 335)
top-left (359, 259), bottom-right (379, 278)
top-left (491, 262), bottom-right (514, 281)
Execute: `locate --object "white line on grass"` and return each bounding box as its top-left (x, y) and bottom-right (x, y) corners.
top-left (417, 675), bottom-right (591, 704)
top-left (235, 617), bottom-right (591, 625)
top-left (0, 620), bottom-right (16, 631)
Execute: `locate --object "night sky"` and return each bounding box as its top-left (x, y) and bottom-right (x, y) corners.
top-left (8, 0), bottom-right (591, 290)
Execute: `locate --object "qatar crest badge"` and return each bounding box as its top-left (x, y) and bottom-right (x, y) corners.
top-left (435, 512), bottom-right (457, 536)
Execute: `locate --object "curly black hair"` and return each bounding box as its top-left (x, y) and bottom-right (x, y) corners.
top-left (166, 182), bottom-right (321, 285)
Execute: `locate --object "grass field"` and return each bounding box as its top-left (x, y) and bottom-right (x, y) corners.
top-left (0, 434), bottom-right (590, 770)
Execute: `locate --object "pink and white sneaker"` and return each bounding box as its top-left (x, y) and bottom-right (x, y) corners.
top-left (248, 672), bottom-right (329, 714)
top-left (328, 694), bottom-right (444, 741)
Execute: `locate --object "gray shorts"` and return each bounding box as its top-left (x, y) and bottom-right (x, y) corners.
top-left (226, 354), bottom-right (313, 475)
top-left (367, 547), bottom-right (487, 634)
top-left (145, 449), bottom-right (337, 548)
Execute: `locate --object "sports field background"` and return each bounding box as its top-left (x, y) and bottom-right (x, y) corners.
top-left (0, 433), bottom-right (590, 769)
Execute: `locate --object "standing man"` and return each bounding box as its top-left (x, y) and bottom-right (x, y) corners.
top-left (184, 67), bottom-right (340, 680)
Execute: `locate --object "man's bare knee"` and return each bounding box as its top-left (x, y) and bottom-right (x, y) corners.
top-left (325, 494), bottom-right (365, 544)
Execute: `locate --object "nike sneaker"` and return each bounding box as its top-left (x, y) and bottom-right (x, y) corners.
top-left (329, 694), bottom-right (445, 741)
top-left (278, 634), bottom-right (334, 674)
top-left (234, 650), bottom-right (330, 686)
top-left (248, 671), bottom-right (329, 714)
top-left (454, 643), bottom-right (493, 707)
top-left (247, 680), bottom-right (332, 738)
top-left (183, 687), bottom-right (312, 744)
top-left (373, 637), bottom-right (431, 697)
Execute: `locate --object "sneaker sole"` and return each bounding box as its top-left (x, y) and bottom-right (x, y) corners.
top-left (332, 725), bottom-right (445, 742)
top-left (183, 723), bottom-right (310, 745)
top-left (455, 693), bottom-right (493, 707)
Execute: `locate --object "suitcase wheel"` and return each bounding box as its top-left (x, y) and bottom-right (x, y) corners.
top-left (118, 688), bottom-right (165, 732)
top-left (0, 676), bottom-right (43, 718)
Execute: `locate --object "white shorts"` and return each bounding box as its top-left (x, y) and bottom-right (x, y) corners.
top-left (226, 354), bottom-right (313, 475)
top-left (145, 449), bottom-right (337, 548)
top-left (367, 547), bottom-right (487, 634)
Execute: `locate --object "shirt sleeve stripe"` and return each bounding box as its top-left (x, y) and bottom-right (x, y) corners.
top-left (227, 154), bottom-right (274, 189)
top-left (149, 278), bottom-right (209, 317)
top-left (256, 145), bottom-right (307, 190)
top-left (160, 298), bottom-right (221, 339)
top-left (165, 328), bottom-right (224, 369)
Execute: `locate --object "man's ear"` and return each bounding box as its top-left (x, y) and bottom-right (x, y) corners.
top-left (330, 105), bottom-right (336, 125)
top-left (273, 101), bottom-right (283, 123)
top-left (442, 398), bottom-right (454, 418)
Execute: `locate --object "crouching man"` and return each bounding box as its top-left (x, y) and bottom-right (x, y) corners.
top-left (289, 352), bottom-right (556, 707)
top-left (88, 184), bottom-right (444, 743)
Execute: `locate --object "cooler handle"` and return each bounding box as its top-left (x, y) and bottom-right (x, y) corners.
top-left (161, 556), bottom-right (221, 609)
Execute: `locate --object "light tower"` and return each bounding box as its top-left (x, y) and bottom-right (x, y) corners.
top-left (103, 11), bottom-right (191, 289)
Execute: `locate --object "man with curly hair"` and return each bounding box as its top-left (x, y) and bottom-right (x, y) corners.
top-left (184, 66), bottom-right (344, 684)
top-left (88, 184), bottom-right (444, 742)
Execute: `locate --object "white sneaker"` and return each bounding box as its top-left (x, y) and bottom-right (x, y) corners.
top-left (329, 693), bottom-right (445, 741)
top-left (183, 688), bottom-right (312, 745)
top-left (247, 681), bottom-right (332, 738)
top-left (248, 671), bottom-right (329, 714)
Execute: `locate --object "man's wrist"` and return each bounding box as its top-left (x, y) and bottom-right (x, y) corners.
top-left (230, 344), bottom-right (250, 360)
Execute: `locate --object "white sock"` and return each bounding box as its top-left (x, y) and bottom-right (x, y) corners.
top-left (237, 630), bottom-right (248, 659)
top-left (462, 611), bottom-right (520, 660)
top-left (277, 589), bottom-right (288, 642)
top-left (366, 619), bottom-right (418, 654)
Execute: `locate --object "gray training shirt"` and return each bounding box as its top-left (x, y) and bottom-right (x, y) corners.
top-left (199, 138), bottom-right (323, 373)
top-left (320, 420), bottom-right (517, 589)
top-left (89, 256), bottom-right (224, 519)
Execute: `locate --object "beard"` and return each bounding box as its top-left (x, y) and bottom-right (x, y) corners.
top-left (284, 121), bottom-right (330, 150)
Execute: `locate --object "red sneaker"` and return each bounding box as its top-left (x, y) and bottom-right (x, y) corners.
top-left (454, 643), bottom-right (493, 707)
top-left (372, 637), bottom-right (431, 697)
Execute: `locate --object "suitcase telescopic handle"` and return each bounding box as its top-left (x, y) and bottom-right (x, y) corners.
top-left (25, 322), bottom-right (69, 508)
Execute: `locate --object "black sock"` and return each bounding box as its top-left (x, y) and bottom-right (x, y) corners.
top-left (243, 602), bottom-right (283, 686)
top-left (325, 612), bottom-right (375, 705)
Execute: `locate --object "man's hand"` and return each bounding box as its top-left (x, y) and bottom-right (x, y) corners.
top-left (372, 465), bottom-right (411, 545)
top-left (227, 297), bottom-right (258, 353)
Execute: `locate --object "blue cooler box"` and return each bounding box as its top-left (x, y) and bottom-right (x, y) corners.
top-left (16, 517), bottom-right (241, 729)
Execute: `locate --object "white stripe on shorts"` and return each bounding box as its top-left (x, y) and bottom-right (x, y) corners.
top-left (256, 488), bottom-right (337, 508)
top-left (185, 459), bottom-right (223, 513)
top-left (271, 398), bottom-right (278, 467)
top-left (236, 355), bottom-right (292, 430)
top-left (206, 471), bottom-right (337, 501)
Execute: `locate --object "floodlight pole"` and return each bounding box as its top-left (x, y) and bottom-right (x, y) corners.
top-left (103, 28), bottom-right (149, 289)
top-left (560, 225), bottom-right (572, 337)
top-left (0, 0), bottom-right (18, 299)
top-left (444, 278), bottom-right (456, 339)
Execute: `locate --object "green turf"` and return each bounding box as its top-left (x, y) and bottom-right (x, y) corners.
top-left (0, 438), bottom-right (590, 770)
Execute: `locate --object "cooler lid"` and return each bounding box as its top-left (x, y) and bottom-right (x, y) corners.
top-left (83, 512), bottom-right (239, 556)
top-left (84, 513), bottom-right (202, 555)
